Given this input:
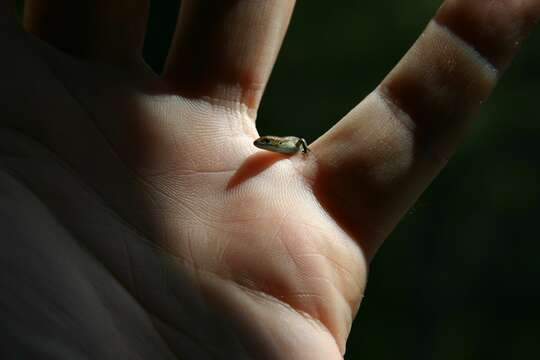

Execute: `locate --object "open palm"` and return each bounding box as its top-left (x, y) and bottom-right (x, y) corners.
top-left (2, 1), bottom-right (539, 359)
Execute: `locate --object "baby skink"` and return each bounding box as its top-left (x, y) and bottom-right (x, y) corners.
top-left (253, 136), bottom-right (310, 154)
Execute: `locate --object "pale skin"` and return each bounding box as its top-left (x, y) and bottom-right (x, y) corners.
top-left (1, 0), bottom-right (539, 359)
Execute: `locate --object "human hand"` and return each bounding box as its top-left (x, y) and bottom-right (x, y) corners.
top-left (1, 1), bottom-right (539, 359)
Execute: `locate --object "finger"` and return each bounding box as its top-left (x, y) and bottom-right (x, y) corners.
top-left (312, 0), bottom-right (540, 258)
top-left (23, 0), bottom-right (150, 64)
top-left (164, 0), bottom-right (296, 112)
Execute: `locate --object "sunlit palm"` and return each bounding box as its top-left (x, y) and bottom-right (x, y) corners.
top-left (1, 0), bottom-right (539, 359)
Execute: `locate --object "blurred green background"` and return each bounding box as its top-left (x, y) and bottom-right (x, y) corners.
top-left (19, 0), bottom-right (540, 358)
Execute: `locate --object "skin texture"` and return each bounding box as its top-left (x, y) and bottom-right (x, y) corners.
top-left (1, 0), bottom-right (539, 358)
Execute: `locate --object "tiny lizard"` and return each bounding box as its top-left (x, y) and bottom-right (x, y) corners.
top-left (253, 136), bottom-right (310, 154)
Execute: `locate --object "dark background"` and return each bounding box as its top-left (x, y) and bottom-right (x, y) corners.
top-left (19, 1), bottom-right (540, 358)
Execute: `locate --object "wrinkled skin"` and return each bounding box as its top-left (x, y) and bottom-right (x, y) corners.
top-left (1, 1), bottom-right (539, 359)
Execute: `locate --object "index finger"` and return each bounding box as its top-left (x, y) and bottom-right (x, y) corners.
top-left (311, 0), bottom-right (540, 258)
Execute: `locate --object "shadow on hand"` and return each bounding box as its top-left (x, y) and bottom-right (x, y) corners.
top-left (226, 151), bottom-right (289, 190)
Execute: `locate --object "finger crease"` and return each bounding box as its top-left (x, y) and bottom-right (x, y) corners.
top-left (432, 19), bottom-right (499, 76)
